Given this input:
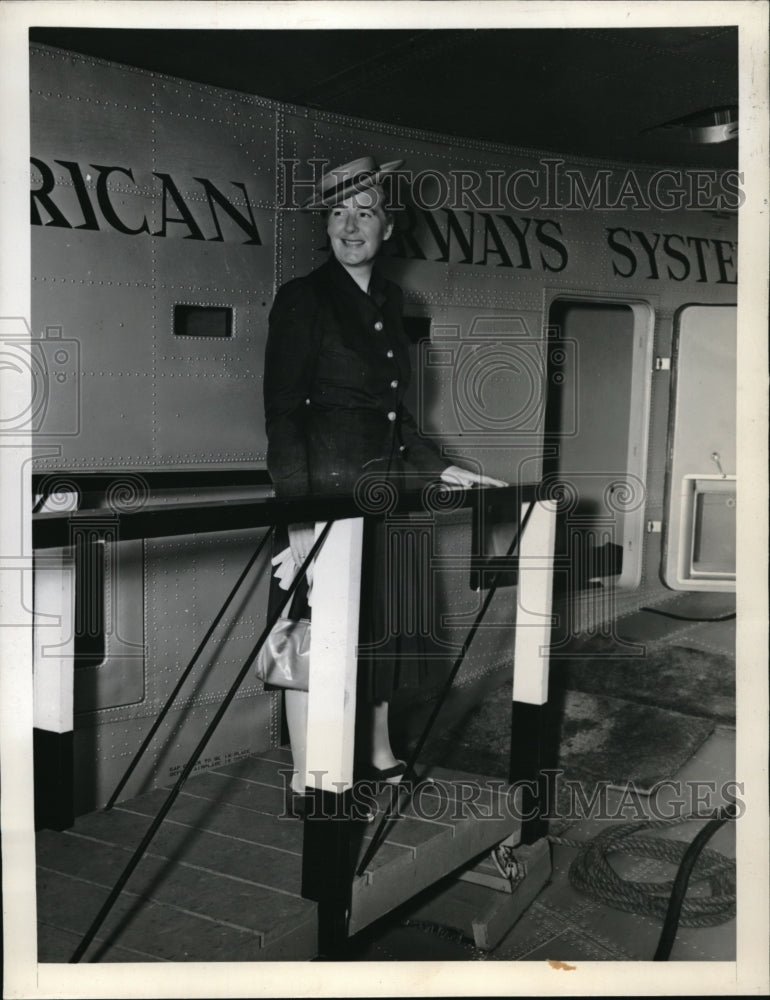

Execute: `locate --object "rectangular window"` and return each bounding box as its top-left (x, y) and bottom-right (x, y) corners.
top-left (174, 304), bottom-right (232, 338)
top-left (693, 488), bottom-right (736, 576)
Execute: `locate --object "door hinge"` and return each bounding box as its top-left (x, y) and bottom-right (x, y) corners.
top-left (654, 357), bottom-right (671, 371)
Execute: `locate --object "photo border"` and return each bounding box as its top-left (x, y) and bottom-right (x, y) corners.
top-left (1, 2), bottom-right (767, 996)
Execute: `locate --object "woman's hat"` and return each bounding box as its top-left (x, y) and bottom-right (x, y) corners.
top-left (303, 155), bottom-right (404, 209)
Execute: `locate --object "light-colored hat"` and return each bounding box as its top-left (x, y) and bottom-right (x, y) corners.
top-left (303, 155), bottom-right (404, 209)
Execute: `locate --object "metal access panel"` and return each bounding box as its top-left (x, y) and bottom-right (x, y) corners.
top-left (663, 305), bottom-right (736, 590)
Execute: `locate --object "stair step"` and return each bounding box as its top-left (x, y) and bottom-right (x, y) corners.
top-left (350, 768), bottom-right (521, 934)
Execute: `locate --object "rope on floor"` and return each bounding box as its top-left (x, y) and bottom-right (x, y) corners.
top-left (549, 817), bottom-right (736, 928)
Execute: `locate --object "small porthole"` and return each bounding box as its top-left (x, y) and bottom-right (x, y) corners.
top-left (174, 304), bottom-right (233, 338)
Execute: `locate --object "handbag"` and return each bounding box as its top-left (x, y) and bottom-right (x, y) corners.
top-left (255, 617), bottom-right (311, 691)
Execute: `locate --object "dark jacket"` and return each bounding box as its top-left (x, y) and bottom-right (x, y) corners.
top-left (264, 257), bottom-right (446, 498)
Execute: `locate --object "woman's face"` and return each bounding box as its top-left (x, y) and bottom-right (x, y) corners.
top-left (327, 188), bottom-right (393, 271)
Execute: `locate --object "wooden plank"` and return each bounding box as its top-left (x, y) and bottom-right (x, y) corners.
top-left (126, 788), bottom-right (413, 880)
top-left (164, 770), bottom-right (288, 815)
top-left (37, 828), bottom-right (315, 948)
top-left (457, 851), bottom-right (514, 893)
top-left (37, 918), bottom-right (166, 964)
top-left (36, 865), bottom-right (267, 962)
top-left (256, 915), bottom-right (319, 962)
top-left (360, 810), bottom-right (454, 856)
top-left (123, 788), bottom-right (305, 855)
top-left (357, 839), bottom-right (416, 881)
top-left (409, 776), bottom-right (518, 820)
top-left (38, 833), bottom-right (269, 939)
top-left (251, 746), bottom-right (293, 766)
top-left (210, 753), bottom-right (294, 786)
top-left (471, 841), bottom-right (551, 950)
top-left (60, 809), bottom-right (306, 897)
top-left (349, 791), bottom-right (518, 935)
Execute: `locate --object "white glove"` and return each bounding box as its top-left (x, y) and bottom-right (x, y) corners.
top-left (271, 546), bottom-right (313, 606)
top-left (440, 465), bottom-right (508, 488)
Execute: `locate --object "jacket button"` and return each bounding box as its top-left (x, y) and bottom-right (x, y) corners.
top-left (390, 379), bottom-right (398, 389)
top-left (374, 320), bottom-right (384, 331)
top-left (386, 349), bottom-right (394, 358)
top-left (387, 411), bottom-right (396, 422)
top-left (399, 445), bottom-right (406, 452)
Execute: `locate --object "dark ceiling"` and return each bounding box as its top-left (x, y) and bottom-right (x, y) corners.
top-left (29, 26), bottom-right (739, 168)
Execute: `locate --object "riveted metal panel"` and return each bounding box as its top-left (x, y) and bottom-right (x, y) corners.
top-left (31, 48), bottom-right (156, 167)
top-left (69, 374), bottom-right (158, 467)
top-left (152, 83), bottom-right (275, 202)
top-left (406, 305), bottom-right (547, 486)
top-left (149, 236), bottom-right (273, 297)
top-left (73, 690), bottom-right (279, 813)
top-left (32, 205), bottom-right (156, 286)
top-left (150, 374), bottom-right (262, 466)
top-left (33, 272), bottom-right (155, 373)
top-left (143, 528), bottom-right (273, 708)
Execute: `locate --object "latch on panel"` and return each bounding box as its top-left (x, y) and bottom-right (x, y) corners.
top-left (654, 357), bottom-right (671, 371)
top-left (711, 452), bottom-right (727, 478)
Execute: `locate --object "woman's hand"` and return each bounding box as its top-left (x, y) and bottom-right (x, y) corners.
top-left (440, 465), bottom-right (508, 489)
top-left (287, 522), bottom-right (317, 598)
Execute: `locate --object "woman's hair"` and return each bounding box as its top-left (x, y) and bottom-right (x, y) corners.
top-left (321, 181), bottom-right (397, 221)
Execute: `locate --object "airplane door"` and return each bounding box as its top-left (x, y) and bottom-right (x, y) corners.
top-left (545, 297), bottom-right (654, 590)
top-left (663, 304), bottom-right (737, 591)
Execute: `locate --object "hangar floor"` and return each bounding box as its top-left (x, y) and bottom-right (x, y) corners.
top-left (35, 592), bottom-right (737, 964)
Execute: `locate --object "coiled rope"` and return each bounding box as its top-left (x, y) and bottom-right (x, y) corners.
top-left (548, 817), bottom-right (736, 929)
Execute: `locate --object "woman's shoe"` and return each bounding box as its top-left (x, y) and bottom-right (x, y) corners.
top-left (366, 759), bottom-right (408, 787)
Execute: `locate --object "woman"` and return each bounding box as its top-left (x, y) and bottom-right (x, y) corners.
top-left (263, 156), bottom-right (505, 810)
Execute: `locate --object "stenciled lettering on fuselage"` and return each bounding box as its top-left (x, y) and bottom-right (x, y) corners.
top-left (30, 156), bottom-right (737, 284)
top-left (606, 227), bottom-right (736, 285)
top-left (30, 157), bottom-right (263, 245)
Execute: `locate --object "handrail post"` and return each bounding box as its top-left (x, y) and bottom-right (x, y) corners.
top-left (301, 516), bottom-right (364, 957)
top-left (32, 545), bottom-right (76, 830)
top-left (509, 496), bottom-right (557, 843)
